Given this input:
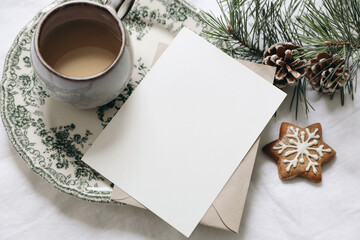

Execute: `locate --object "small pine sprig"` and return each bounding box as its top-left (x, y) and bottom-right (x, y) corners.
top-left (295, 0), bottom-right (360, 104)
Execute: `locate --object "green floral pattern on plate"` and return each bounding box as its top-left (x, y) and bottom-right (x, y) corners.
top-left (1, 0), bottom-right (208, 202)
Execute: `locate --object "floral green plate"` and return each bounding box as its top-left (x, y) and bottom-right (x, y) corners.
top-left (1, 0), bottom-right (209, 203)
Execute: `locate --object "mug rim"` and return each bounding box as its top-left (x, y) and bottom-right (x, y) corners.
top-left (34, 1), bottom-right (126, 82)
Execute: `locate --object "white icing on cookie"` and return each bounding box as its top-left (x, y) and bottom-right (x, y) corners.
top-left (273, 127), bottom-right (331, 174)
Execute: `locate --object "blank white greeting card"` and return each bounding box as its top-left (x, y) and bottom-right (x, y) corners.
top-left (82, 27), bottom-right (286, 237)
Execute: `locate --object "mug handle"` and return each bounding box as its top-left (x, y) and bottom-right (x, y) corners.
top-left (105, 0), bottom-right (135, 19)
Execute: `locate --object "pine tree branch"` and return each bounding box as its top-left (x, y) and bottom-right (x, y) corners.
top-left (200, 0), bottom-right (360, 119)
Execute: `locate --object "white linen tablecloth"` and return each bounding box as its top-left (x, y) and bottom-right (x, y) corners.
top-left (1, 0), bottom-right (359, 239)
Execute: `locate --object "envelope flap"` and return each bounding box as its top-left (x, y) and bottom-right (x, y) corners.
top-left (200, 205), bottom-right (231, 231)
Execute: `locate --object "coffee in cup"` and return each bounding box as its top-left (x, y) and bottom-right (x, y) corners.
top-left (40, 20), bottom-right (121, 78)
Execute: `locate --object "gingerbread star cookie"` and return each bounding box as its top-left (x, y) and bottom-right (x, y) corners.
top-left (263, 122), bottom-right (336, 183)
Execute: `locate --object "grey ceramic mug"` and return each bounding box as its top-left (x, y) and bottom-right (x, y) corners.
top-left (30, 0), bottom-right (135, 109)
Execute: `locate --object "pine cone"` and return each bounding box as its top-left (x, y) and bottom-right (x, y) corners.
top-left (306, 52), bottom-right (349, 94)
top-left (263, 42), bottom-right (307, 88)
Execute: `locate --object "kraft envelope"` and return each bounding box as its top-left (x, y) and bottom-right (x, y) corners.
top-left (111, 43), bottom-right (276, 233)
top-left (82, 27), bottom-right (285, 237)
